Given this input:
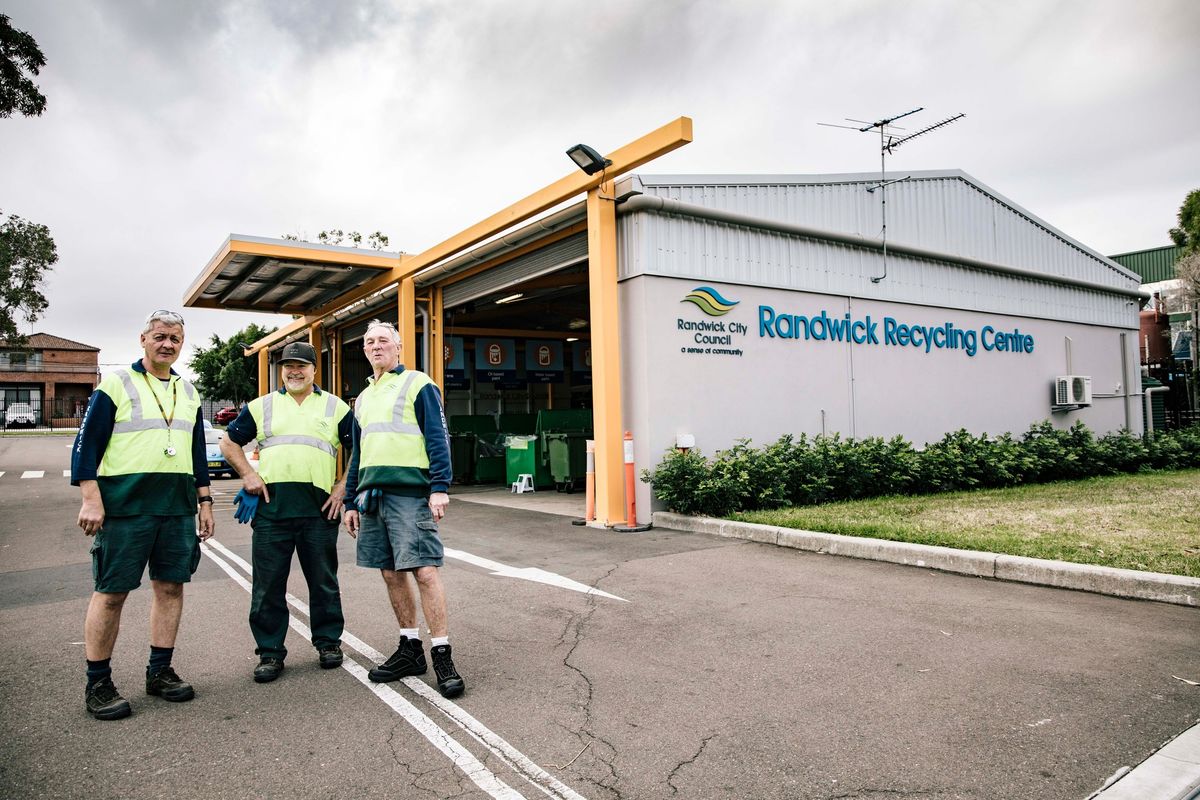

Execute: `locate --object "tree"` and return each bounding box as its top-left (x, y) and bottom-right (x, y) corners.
top-left (1169, 188), bottom-right (1200, 253)
top-left (0, 14), bottom-right (47, 119)
top-left (189, 323), bottom-right (277, 404)
top-left (0, 212), bottom-right (57, 346)
top-left (282, 229), bottom-right (391, 250)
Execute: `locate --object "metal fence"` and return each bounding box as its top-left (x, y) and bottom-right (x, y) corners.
top-left (1, 397), bottom-right (240, 431)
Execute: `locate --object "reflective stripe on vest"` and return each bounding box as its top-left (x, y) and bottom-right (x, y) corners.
top-left (251, 390), bottom-right (345, 492)
top-left (260, 392), bottom-right (337, 457)
top-left (98, 369), bottom-right (200, 477)
top-left (355, 370), bottom-right (431, 470)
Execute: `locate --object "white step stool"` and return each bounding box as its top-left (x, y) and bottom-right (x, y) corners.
top-left (510, 473), bottom-right (535, 493)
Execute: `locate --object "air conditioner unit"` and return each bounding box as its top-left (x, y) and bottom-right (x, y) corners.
top-left (1054, 375), bottom-right (1092, 406)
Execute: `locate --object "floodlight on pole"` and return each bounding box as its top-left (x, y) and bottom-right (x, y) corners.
top-left (566, 144), bottom-right (612, 175)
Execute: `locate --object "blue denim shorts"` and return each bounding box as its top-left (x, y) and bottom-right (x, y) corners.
top-left (90, 514), bottom-right (201, 593)
top-left (356, 493), bottom-right (443, 571)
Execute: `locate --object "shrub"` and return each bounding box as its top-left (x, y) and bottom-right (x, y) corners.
top-left (644, 422), bottom-right (1200, 517)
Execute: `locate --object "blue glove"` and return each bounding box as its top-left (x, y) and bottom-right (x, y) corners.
top-left (234, 489), bottom-right (259, 524)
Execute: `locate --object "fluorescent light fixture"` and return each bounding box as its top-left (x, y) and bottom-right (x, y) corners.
top-left (567, 318), bottom-right (588, 330)
top-left (565, 143), bottom-right (612, 176)
top-left (495, 293), bottom-right (524, 305)
top-left (565, 337), bottom-right (579, 342)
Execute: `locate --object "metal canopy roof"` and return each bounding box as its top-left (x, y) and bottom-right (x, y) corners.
top-left (184, 234), bottom-right (402, 315)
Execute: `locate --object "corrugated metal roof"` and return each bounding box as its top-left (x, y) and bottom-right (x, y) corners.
top-left (617, 171), bottom-right (1140, 328)
top-left (1109, 245), bottom-right (1184, 284)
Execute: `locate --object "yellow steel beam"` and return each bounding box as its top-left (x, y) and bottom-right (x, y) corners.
top-left (257, 348), bottom-right (269, 396)
top-left (587, 180), bottom-right (626, 526)
top-left (243, 117), bottom-right (692, 355)
top-left (399, 277), bottom-right (417, 369)
top-left (429, 285), bottom-right (445, 389)
top-left (308, 325), bottom-right (324, 388)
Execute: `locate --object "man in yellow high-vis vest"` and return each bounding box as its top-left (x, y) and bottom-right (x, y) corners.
top-left (342, 319), bottom-right (463, 698)
top-left (220, 341), bottom-right (354, 684)
top-left (72, 310), bottom-right (214, 721)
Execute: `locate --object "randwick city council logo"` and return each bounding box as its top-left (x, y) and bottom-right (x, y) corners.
top-left (681, 286), bottom-right (739, 316)
top-left (677, 286), bottom-right (747, 357)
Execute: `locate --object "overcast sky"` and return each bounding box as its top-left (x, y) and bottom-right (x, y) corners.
top-left (3, 0), bottom-right (1198, 378)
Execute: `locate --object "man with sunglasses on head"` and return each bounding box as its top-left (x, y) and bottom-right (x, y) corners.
top-left (72, 310), bottom-right (214, 720)
top-left (220, 341), bottom-right (354, 684)
top-left (343, 319), bottom-right (463, 698)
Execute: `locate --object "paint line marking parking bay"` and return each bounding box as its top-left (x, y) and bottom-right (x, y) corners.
top-left (444, 548), bottom-right (627, 602)
top-left (201, 538), bottom-right (589, 800)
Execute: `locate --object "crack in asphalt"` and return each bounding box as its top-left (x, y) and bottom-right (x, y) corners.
top-left (828, 787), bottom-right (947, 799)
top-left (554, 563), bottom-right (625, 799)
top-left (385, 720), bottom-right (442, 799)
top-left (666, 733), bottom-right (716, 796)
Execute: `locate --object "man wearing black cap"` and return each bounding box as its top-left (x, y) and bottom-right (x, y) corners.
top-left (219, 342), bottom-right (355, 683)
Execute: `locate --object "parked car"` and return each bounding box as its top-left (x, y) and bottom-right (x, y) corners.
top-left (4, 403), bottom-right (37, 429)
top-left (204, 425), bottom-right (235, 479)
top-left (213, 406), bottom-right (240, 426)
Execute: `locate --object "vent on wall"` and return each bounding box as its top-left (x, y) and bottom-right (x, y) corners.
top-left (1054, 375), bottom-right (1092, 407)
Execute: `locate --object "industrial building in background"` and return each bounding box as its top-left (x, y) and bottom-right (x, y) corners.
top-left (184, 118), bottom-right (1153, 526)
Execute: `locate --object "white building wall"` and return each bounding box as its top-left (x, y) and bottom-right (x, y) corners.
top-left (621, 275), bottom-right (1140, 524)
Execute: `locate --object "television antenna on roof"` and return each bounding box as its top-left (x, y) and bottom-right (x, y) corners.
top-left (819, 108), bottom-right (964, 282)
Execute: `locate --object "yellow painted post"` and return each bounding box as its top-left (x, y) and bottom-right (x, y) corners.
top-left (429, 285), bottom-right (445, 389)
top-left (331, 327), bottom-right (342, 398)
top-left (257, 348), bottom-right (269, 396)
top-left (587, 179), bottom-right (626, 526)
top-left (399, 277), bottom-right (417, 370)
top-left (308, 325), bottom-right (324, 388)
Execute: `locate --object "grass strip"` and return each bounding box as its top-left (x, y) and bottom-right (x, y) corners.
top-left (733, 469), bottom-right (1200, 578)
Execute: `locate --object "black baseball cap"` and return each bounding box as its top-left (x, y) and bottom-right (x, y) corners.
top-left (279, 342), bottom-right (317, 365)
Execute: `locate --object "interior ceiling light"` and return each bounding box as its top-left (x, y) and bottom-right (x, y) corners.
top-left (567, 318), bottom-right (588, 330)
top-left (565, 337), bottom-right (579, 342)
top-left (566, 143), bottom-right (611, 176)
top-left (495, 293), bottom-right (525, 305)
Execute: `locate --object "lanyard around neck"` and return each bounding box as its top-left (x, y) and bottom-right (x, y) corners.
top-left (140, 370), bottom-right (178, 427)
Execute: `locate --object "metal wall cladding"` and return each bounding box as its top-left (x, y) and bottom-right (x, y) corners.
top-left (1109, 245), bottom-right (1185, 284)
top-left (617, 172), bottom-right (1139, 329)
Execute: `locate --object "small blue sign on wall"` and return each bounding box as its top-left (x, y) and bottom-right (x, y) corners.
top-left (525, 340), bottom-right (564, 383)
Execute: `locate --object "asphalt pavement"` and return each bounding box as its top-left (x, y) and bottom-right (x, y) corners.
top-left (1, 433), bottom-right (1198, 800)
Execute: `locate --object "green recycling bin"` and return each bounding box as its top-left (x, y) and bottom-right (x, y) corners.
top-left (504, 434), bottom-right (552, 488)
top-left (545, 432), bottom-right (588, 492)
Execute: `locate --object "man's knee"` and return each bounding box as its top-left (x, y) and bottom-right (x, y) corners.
top-left (413, 566), bottom-right (440, 587)
top-left (151, 580), bottom-right (184, 599)
top-left (93, 591), bottom-right (129, 612)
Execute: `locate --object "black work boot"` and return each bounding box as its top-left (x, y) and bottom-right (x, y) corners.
top-left (368, 636), bottom-right (426, 682)
top-left (86, 677), bottom-right (132, 720)
top-left (145, 666), bottom-right (195, 702)
top-left (431, 644), bottom-right (465, 698)
top-left (253, 658), bottom-right (285, 683)
top-left (317, 646), bottom-right (343, 669)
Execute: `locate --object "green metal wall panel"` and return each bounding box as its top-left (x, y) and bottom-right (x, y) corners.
top-left (1109, 245), bottom-right (1184, 283)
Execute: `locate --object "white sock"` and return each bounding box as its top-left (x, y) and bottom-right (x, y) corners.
top-left (401, 628), bottom-right (420, 641)
top-left (431, 636), bottom-right (449, 648)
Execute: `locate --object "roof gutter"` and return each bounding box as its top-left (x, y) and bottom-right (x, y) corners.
top-left (619, 194), bottom-right (1150, 302)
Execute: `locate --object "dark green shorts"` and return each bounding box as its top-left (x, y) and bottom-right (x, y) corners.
top-left (90, 515), bottom-right (201, 593)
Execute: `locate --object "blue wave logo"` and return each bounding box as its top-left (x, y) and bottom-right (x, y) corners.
top-left (681, 286), bottom-right (739, 316)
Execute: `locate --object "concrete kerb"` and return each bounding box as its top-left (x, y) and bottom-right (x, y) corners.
top-left (653, 512), bottom-right (1200, 607)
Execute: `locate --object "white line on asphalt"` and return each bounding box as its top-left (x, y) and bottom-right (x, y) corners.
top-left (63, 470), bottom-right (70, 477)
top-left (200, 542), bottom-right (527, 800)
top-left (0, 472), bottom-right (5, 478)
top-left (444, 547), bottom-right (627, 602)
top-left (201, 539), bottom-right (590, 800)
top-left (21, 471), bottom-right (44, 479)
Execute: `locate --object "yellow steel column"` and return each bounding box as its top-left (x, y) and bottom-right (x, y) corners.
top-left (398, 277), bottom-right (417, 369)
top-left (308, 325), bottom-right (324, 387)
top-left (587, 179), bottom-right (625, 526)
top-left (429, 285), bottom-right (445, 389)
top-left (257, 348), bottom-right (270, 396)
top-left (331, 327), bottom-right (342, 398)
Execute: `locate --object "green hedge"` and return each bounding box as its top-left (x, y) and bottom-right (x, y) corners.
top-left (642, 422), bottom-right (1200, 517)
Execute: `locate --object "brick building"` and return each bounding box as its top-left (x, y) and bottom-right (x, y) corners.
top-left (0, 333), bottom-right (100, 426)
